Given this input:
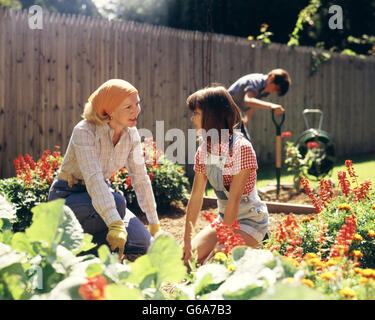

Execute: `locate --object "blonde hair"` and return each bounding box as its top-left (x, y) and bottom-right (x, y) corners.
top-left (81, 101), bottom-right (110, 125)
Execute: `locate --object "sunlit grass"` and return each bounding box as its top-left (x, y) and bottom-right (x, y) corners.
top-left (204, 152), bottom-right (375, 196)
top-left (256, 152), bottom-right (375, 188)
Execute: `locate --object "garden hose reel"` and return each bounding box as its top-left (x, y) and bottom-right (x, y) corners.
top-left (295, 109), bottom-right (336, 179)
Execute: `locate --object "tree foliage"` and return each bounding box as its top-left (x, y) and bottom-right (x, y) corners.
top-left (0, 0), bottom-right (100, 16)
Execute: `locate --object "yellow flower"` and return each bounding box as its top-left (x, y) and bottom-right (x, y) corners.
top-left (360, 269), bottom-right (375, 279)
top-left (227, 264), bottom-right (236, 272)
top-left (325, 259), bottom-right (339, 268)
top-left (339, 288), bottom-right (356, 299)
top-left (247, 35), bottom-right (254, 41)
top-left (282, 277), bottom-right (296, 285)
top-left (304, 253), bottom-right (318, 260)
top-left (301, 217), bottom-right (310, 223)
top-left (372, 204), bottom-right (375, 210)
top-left (301, 279), bottom-right (314, 288)
top-left (367, 230), bottom-right (375, 239)
top-left (353, 234), bottom-right (363, 242)
top-left (360, 277), bottom-right (368, 285)
top-left (284, 257), bottom-right (300, 267)
top-left (338, 204), bottom-right (352, 211)
top-left (307, 258), bottom-right (323, 268)
top-left (214, 252), bottom-right (227, 262)
top-left (320, 272), bottom-right (335, 281)
top-left (350, 250), bottom-right (363, 259)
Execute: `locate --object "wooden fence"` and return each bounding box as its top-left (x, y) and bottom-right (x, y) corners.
top-left (1, 8), bottom-right (375, 178)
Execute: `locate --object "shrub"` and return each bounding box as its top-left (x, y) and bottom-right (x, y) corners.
top-left (0, 148), bottom-right (62, 232)
top-left (0, 140), bottom-right (190, 231)
top-left (110, 138), bottom-right (190, 211)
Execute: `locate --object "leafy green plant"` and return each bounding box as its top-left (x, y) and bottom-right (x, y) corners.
top-left (288, 0), bottom-right (321, 48)
top-left (310, 50), bottom-right (331, 76)
top-left (110, 138), bottom-right (190, 211)
top-left (248, 23), bottom-right (274, 48)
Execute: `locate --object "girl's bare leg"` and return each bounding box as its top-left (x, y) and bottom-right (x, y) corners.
top-left (191, 225), bottom-right (218, 264)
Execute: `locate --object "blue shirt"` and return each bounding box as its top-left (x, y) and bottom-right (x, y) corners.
top-left (228, 73), bottom-right (269, 113)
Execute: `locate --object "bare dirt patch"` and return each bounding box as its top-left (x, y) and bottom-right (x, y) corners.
top-left (134, 187), bottom-right (316, 246)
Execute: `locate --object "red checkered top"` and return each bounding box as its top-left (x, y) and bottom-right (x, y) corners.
top-left (194, 135), bottom-right (258, 195)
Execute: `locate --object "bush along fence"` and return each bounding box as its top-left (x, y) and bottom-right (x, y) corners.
top-left (1, 8), bottom-right (375, 178)
top-left (1, 151), bottom-right (375, 299)
top-left (0, 139), bottom-right (190, 232)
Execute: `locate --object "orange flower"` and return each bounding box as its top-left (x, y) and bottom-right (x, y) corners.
top-left (301, 279), bottom-right (314, 288)
top-left (79, 275), bottom-right (107, 300)
top-left (337, 203), bottom-right (352, 211)
top-left (367, 230), bottom-right (375, 239)
top-left (339, 288), bottom-right (356, 299)
top-left (353, 234), bottom-right (363, 242)
top-left (320, 272), bottom-right (336, 281)
top-left (350, 250), bottom-right (363, 259)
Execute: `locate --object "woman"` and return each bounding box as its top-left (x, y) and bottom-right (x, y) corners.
top-left (48, 79), bottom-right (160, 259)
top-left (183, 85), bottom-right (268, 265)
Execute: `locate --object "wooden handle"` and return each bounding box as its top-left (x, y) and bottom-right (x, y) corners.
top-left (276, 136), bottom-right (282, 168)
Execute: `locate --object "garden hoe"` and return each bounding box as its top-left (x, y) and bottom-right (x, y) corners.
top-left (271, 110), bottom-right (285, 199)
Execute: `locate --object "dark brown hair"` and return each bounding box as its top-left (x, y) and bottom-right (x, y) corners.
top-left (268, 68), bottom-right (291, 96)
top-left (187, 85), bottom-right (241, 139)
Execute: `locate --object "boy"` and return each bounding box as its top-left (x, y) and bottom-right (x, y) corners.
top-left (228, 68), bottom-right (291, 141)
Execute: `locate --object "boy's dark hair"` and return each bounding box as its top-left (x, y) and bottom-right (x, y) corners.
top-left (187, 85), bottom-right (241, 138)
top-left (268, 68), bottom-right (291, 96)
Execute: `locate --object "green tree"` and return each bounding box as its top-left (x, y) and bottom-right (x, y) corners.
top-left (16, 0), bottom-right (100, 16)
top-left (0, 0), bottom-right (21, 9)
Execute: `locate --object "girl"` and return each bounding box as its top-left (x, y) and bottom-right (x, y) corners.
top-left (183, 86), bottom-right (268, 265)
top-left (48, 79), bottom-right (160, 259)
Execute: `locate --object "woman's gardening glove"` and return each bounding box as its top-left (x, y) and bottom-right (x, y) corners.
top-left (106, 221), bottom-right (127, 259)
top-left (149, 223), bottom-right (160, 237)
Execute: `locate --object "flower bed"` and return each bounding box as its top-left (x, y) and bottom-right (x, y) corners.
top-left (0, 139), bottom-right (190, 232)
top-left (1, 156), bottom-right (374, 300)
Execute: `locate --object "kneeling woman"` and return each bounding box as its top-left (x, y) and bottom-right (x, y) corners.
top-left (48, 79), bottom-right (160, 258)
top-left (183, 86), bottom-right (268, 265)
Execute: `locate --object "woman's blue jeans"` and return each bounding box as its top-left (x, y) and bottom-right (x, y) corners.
top-left (48, 179), bottom-right (151, 254)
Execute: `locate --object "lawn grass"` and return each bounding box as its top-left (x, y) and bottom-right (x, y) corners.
top-left (256, 152), bottom-right (375, 188)
top-left (204, 152), bottom-right (375, 196)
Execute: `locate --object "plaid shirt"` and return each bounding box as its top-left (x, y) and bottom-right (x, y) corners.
top-left (59, 120), bottom-right (159, 226)
top-left (194, 135), bottom-right (258, 195)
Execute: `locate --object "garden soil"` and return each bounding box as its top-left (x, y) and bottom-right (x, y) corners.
top-left (134, 188), bottom-right (315, 250)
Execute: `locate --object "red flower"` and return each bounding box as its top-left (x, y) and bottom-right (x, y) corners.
top-left (337, 171), bottom-right (351, 197)
top-left (307, 141), bottom-right (319, 149)
top-left (125, 177), bottom-right (132, 188)
top-left (79, 275), bottom-right (107, 300)
top-left (148, 173), bottom-right (154, 182)
top-left (202, 213), bottom-right (245, 255)
top-left (281, 131), bottom-right (292, 138)
top-left (329, 214), bottom-right (357, 259)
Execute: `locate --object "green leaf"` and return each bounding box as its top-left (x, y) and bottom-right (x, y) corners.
top-left (105, 284), bottom-right (144, 300)
top-left (231, 246), bottom-right (247, 261)
top-left (11, 232), bottom-right (36, 257)
top-left (86, 263), bottom-right (104, 277)
top-left (147, 234), bottom-right (187, 287)
top-left (255, 283), bottom-right (327, 300)
top-left (98, 245), bottom-right (111, 264)
top-left (0, 263), bottom-right (30, 300)
top-left (126, 255), bottom-right (157, 287)
top-left (194, 273), bottom-right (213, 296)
top-left (223, 284), bottom-right (263, 300)
top-left (58, 205), bottom-right (87, 252)
top-left (26, 199), bottom-right (64, 246)
top-left (72, 233), bottom-right (97, 255)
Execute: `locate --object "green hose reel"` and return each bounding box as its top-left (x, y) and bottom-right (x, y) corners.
top-left (295, 109), bottom-right (336, 179)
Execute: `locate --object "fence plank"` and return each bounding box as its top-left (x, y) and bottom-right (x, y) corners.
top-left (0, 9), bottom-right (375, 178)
